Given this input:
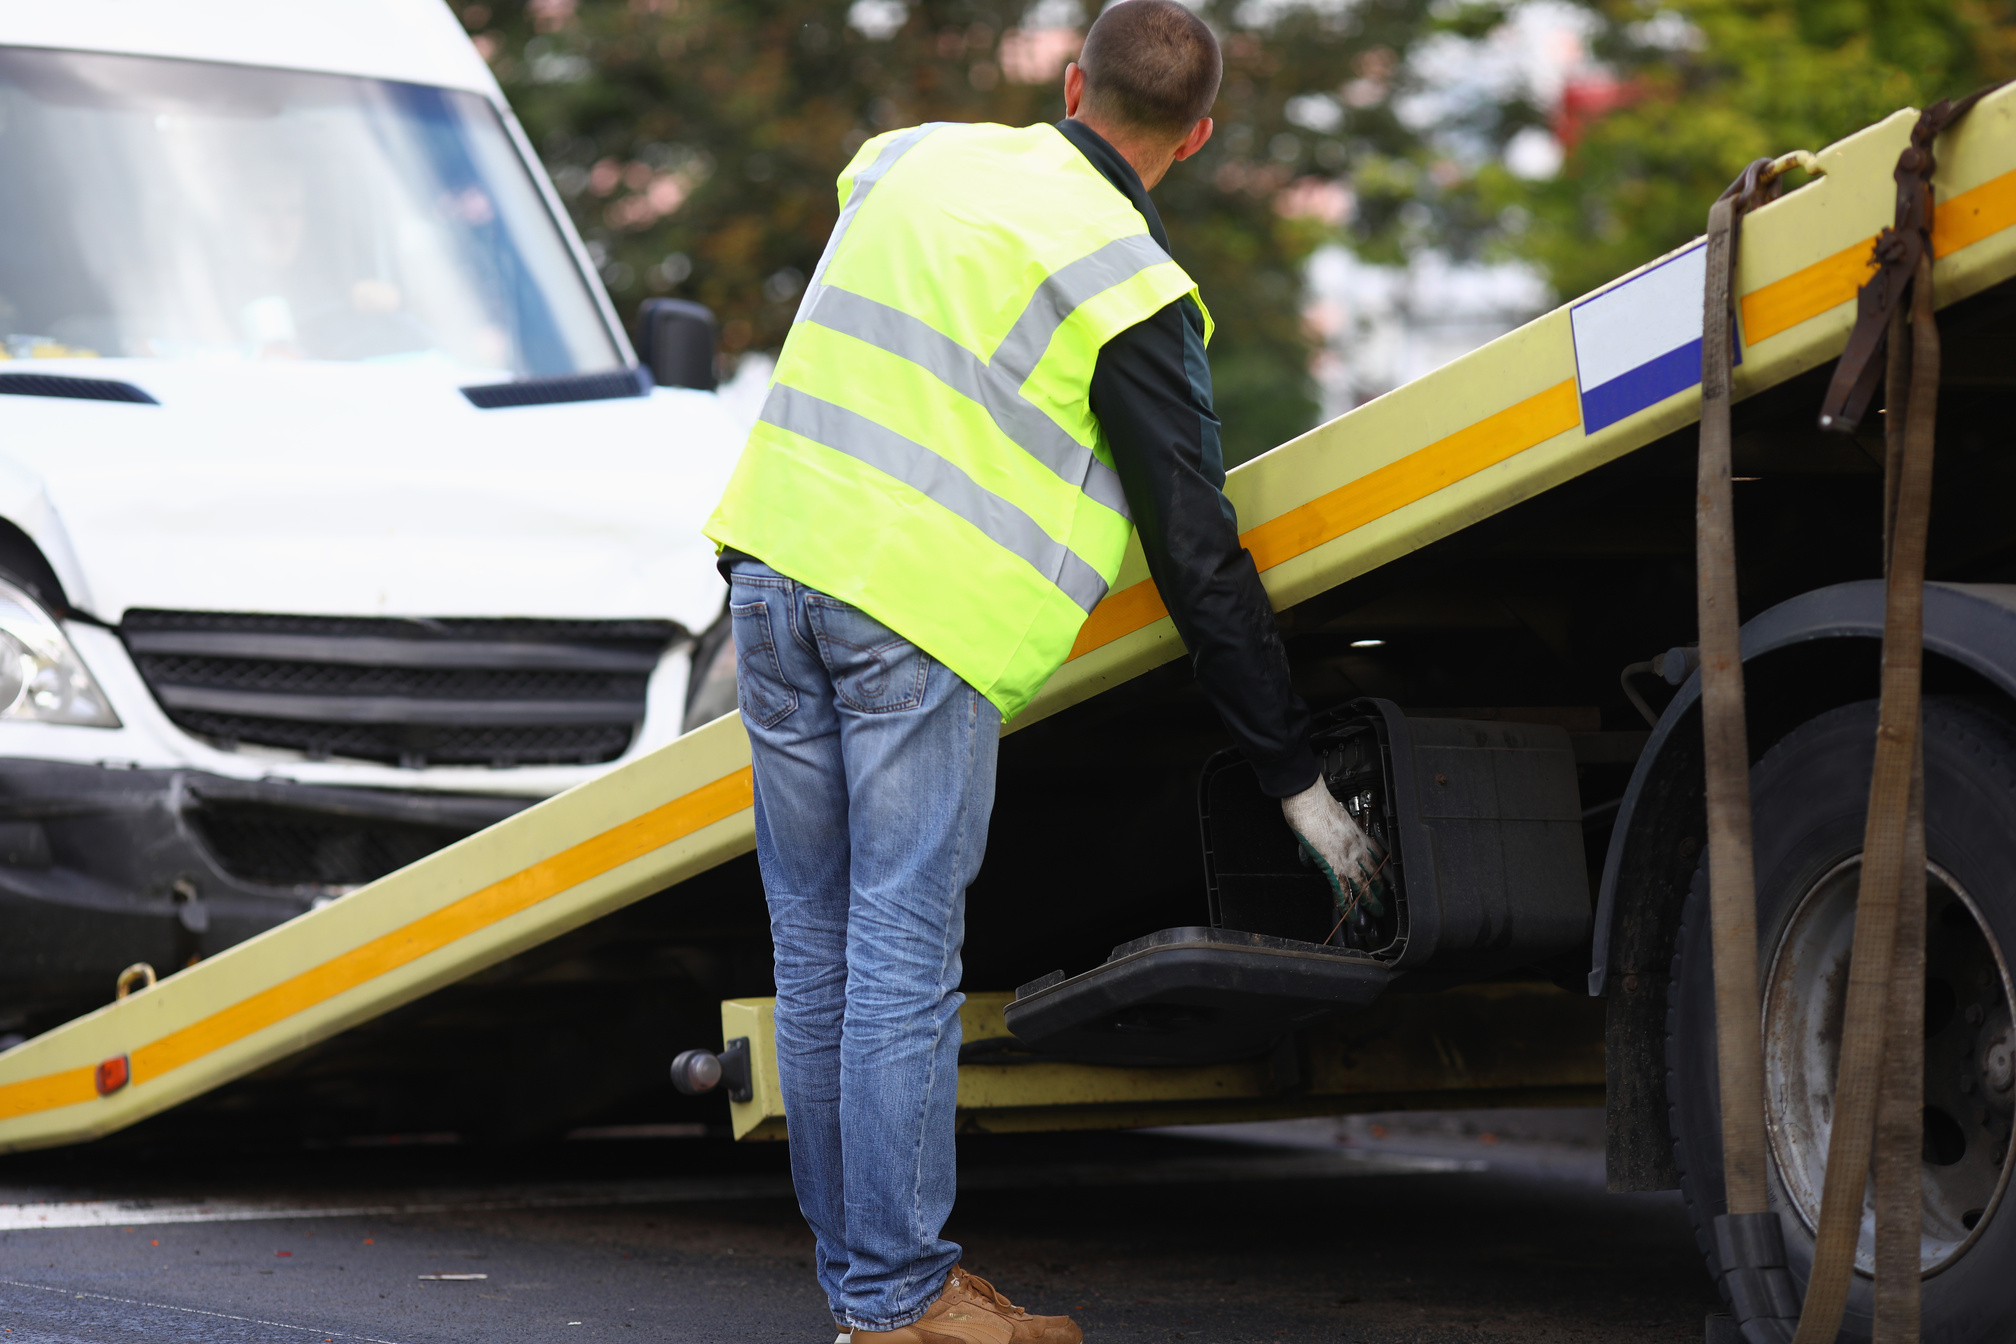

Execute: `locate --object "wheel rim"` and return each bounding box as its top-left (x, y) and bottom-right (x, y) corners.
top-left (1762, 857), bottom-right (2016, 1275)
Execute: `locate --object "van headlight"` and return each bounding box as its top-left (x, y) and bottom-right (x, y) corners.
top-left (0, 580), bottom-right (120, 727)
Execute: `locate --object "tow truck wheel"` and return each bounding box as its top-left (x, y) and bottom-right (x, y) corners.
top-left (1668, 696), bottom-right (2016, 1342)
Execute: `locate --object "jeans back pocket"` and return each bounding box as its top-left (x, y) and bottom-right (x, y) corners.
top-left (804, 595), bottom-right (929, 714)
top-left (729, 598), bottom-right (798, 728)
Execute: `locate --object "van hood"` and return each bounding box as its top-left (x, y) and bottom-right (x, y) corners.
top-left (0, 359), bottom-right (744, 634)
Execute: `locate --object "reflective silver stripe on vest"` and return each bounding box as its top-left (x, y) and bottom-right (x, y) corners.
top-left (798, 231), bottom-right (1180, 520)
top-left (800, 286), bottom-right (1132, 519)
top-left (795, 123), bottom-right (945, 325)
top-left (760, 384), bottom-right (1110, 614)
top-left (987, 232), bottom-right (1176, 386)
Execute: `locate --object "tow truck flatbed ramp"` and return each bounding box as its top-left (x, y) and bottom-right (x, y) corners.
top-left (6, 93), bottom-right (2016, 1152)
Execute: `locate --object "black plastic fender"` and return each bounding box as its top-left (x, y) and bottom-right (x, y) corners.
top-left (1592, 581), bottom-right (2016, 1191)
top-left (1591, 579), bottom-right (2016, 996)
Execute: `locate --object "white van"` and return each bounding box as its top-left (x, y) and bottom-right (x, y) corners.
top-left (0, 0), bottom-right (743, 1037)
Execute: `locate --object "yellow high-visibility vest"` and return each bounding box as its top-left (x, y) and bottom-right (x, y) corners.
top-left (704, 121), bottom-right (1211, 719)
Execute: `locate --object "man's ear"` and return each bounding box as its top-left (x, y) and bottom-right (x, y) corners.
top-left (1171, 116), bottom-right (1214, 163)
top-left (1063, 62), bottom-right (1085, 119)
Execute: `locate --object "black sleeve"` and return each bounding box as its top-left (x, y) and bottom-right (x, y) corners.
top-left (1089, 295), bottom-right (1320, 798)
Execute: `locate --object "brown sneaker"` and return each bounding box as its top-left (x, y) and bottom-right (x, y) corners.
top-left (850, 1267), bottom-right (1082, 1344)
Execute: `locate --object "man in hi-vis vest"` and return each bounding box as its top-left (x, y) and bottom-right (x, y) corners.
top-left (705, 3), bottom-right (1378, 1339)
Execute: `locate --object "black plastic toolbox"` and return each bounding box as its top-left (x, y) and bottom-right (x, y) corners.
top-left (1002, 699), bottom-right (1590, 1065)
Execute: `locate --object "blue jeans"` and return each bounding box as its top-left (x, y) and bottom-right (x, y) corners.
top-left (727, 558), bottom-right (1001, 1332)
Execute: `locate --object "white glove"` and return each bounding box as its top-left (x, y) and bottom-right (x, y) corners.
top-left (1281, 776), bottom-right (1385, 912)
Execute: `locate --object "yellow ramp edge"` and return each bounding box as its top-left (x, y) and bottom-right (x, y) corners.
top-left (6, 87), bottom-right (2016, 1150)
top-left (724, 986), bottom-right (1606, 1142)
top-left (0, 713), bottom-right (755, 1152)
top-left (1035, 85), bottom-right (2016, 731)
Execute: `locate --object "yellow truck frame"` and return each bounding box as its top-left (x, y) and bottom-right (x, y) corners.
top-left (5, 93), bottom-right (2016, 1161)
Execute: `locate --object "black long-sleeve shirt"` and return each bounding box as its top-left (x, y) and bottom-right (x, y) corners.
top-left (1057, 119), bottom-right (1319, 798)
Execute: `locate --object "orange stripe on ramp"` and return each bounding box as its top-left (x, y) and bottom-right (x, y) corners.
top-left (1242, 378), bottom-right (1582, 572)
top-left (1068, 578), bottom-right (1167, 660)
top-left (1068, 379), bottom-right (1583, 659)
top-left (1742, 166), bottom-right (2016, 346)
top-left (0, 1065), bottom-right (99, 1122)
top-left (1933, 166), bottom-right (2016, 256)
top-left (1741, 236), bottom-right (1877, 347)
top-left (2, 767), bottom-right (755, 1121)
top-left (135, 767), bottom-right (754, 1083)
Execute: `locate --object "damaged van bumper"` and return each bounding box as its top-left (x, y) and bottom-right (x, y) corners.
top-left (0, 759), bottom-right (526, 1034)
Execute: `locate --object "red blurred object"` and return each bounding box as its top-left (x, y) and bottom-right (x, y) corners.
top-left (94, 1054), bottom-right (130, 1095)
top-left (1553, 74), bottom-right (1642, 150)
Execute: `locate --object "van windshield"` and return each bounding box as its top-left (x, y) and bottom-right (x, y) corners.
top-left (0, 48), bottom-right (622, 378)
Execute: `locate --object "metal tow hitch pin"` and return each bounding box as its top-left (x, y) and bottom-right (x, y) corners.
top-left (670, 1037), bottom-right (754, 1103)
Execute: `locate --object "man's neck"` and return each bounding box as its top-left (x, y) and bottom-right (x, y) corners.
top-left (1056, 119), bottom-right (1169, 248)
top-left (1066, 114), bottom-right (1177, 191)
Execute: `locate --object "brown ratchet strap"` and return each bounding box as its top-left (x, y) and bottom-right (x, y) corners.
top-left (1817, 82), bottom-right (2006, 433)
top-left (1695, 154), bottom-right (1802, 1344)
top-left (1794, 241), bottom-right (1937, 1344)
top-left (1797, 81), bottom-right (2016, 1342)
top-left (1703, 82), bottom-right (2008, 1344)
top-left (1869, 296), bottom-right (1928, 1344)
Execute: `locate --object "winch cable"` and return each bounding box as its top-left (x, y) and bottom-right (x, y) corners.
top-left (1697, 86), bottom-right (2001, 1344)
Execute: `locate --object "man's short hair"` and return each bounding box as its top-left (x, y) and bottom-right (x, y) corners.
top-left (1078, 0), bottom-right (1222, 140)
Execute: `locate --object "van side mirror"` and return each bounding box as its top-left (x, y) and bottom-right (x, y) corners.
top-left (636, 298), bottom-right (719, 391)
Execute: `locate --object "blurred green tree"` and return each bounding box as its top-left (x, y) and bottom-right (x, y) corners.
top-left (1502, 0), bottom-right (2016, 302)
top-left (469, 0), bottom-right (1517, 464)
top-left (466, 0), bottom-right (2016, 462)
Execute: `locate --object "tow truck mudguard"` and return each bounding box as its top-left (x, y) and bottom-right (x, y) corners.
top-left (1593, 579), bottom-right (2016, 1190)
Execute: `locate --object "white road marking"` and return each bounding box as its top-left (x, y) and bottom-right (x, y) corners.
top-left (0, 1278), bottom-right (412, 1343)
top-left (0, 1173), bottom-right (795, 1231)
top-left (0, 1148), bottom-right (1473, 1232)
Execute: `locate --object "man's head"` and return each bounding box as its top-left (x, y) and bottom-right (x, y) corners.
top-left (1064, 0), bottom-right (1219, 190)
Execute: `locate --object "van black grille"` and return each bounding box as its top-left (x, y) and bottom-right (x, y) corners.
top-left (123, 611), bottom-right (679, 768)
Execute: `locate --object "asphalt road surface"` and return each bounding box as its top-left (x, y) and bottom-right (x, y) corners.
top-left (0, 1111), bottom-right (1720, 1344)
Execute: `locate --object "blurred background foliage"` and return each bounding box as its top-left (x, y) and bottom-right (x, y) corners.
top-left (469, 0), bottom-right (2016, 463)
top-left (472, 0), bottom-right (1484, 464)
top-left (1507, 0), bottom-right (2016, 301)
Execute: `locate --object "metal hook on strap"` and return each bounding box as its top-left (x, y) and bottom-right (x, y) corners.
top-left (1715, 149), bottom-right (1819, 217)
top-left (1762, 149), bottom-right (1823, 184)
top-left (115, 963), bottom-right (156, 1001)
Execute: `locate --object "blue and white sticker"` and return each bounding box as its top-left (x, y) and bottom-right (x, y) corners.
top-left (1569, 240), bottom-right (1735, 434)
